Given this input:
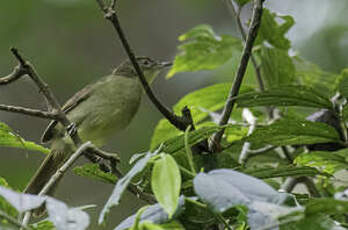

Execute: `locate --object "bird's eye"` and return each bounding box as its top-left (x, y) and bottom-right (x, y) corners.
top-left (143, 60), bottom-right (149, 65)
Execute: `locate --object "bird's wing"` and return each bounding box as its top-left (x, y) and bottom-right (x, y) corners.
top-left (41, 83), bottom-right (95, 143)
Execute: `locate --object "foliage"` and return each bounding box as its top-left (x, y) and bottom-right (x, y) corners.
top-left (1, 1), bottom-right (348, 230)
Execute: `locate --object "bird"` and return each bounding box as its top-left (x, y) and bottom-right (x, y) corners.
top-left (24, 57), bottom-right (171, 198)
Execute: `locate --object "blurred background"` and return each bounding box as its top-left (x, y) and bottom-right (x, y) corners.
top-left (0, 0), bottom-right (347, 229)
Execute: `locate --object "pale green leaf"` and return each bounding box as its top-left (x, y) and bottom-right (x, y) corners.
top-left (73, 163), bottom-right (117, 184)
top-left (255, 9), bottom-right (294, 50)
top-left (152, 154), bottom-right (181, 218)
top-left (245, 117), bottom-right (341, 146)
top-left (236, 85), bottom-right (332, 109)
top-left (259, 46), bottom-right (295, 88)
top-left (295, 149), bottom-right (348, 174)
top-left (167, 24), bottom-right (242, 78)
top-left (244, 166), bottom-right (325, 179)
top-left (0, 122), bottom-right (49, 154)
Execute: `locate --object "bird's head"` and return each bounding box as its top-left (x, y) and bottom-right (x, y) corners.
top-left (113, 57), bottom-right (172, 83)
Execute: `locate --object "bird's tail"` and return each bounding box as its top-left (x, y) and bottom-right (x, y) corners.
top-left (24, 149), bottom-right (67, 195)
top-left (24, 147), bottom-right (68, 216)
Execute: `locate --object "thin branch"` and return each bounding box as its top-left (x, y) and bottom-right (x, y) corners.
top-left (0, 65), bottom-right (26, 85)
top-left (210, 0), bottom-right (264, 152)
top-left (95, 1), bottom-right (191, 132)
top-left (0, 210), bottom-right (30, 230)
top-left (225, 0), bottom-right (265, 91)
top-left (40, 142), bottom-right (92, 196)
top-left (0, 104), bottom-right (58, 120)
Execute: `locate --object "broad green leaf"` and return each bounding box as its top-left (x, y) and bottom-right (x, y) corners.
top-left (167, 24), bottom-right (242, 78)
top-left (0, 122), bottom-right (49, 154)
top-left (259, 46), bottom-right (295, 88)
top-left (294, 57), bottom-right (338, 95)
top-left (99, 149), bottom-right (160, 225)
top-left (245, 166), bottom-right (325, 179)
top-left (295, 149), bottom-right (348, 174)
top-left (151, 83), bottom-right (252, 149)
top-left (193, 169), bottom-right (286, 213)
top-left (245, 117), bottom-right (341, 146)
top-left (115, 197), bottom-right (185, 230)
top-left (236, 85), bottom-right (332, 109)
top-left (305, 198), bottom-right (348, 216)
top-left (162, 125), bottom-right (222, 154)
top-left (280, 214), bottom-right (345, 230)
top-left (337, 68), bottom-right (348, 98)
top-left (235, 0), bottom-right (251, 6)
top-left (151, 83), bottom-right (230, 149)
top-left (255, 9), bottom-right (294, 50)
top-left (73, 163), bottom-right (117, 184)
top-left (152, 154), bottom-right (181, 218)
top-left (31, 220), bottom-right (56, 230)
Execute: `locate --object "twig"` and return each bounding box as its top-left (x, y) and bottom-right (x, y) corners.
top-left (0, 65), bottom-right (26, 85)
top-left (225, 0), bottom-right (265, 91)
top-left (0, 210), bottom-right (30, 230)
top-left (0, 104), bottom-right (58, 120)
top-left (39, 142), bottom-right (92, 196)
top-left (239, 109), bottom-right (257, 164)
top-left (95, 0), bottom-right (191, 132)
top-left (210, 0), bottom-right (264, 152)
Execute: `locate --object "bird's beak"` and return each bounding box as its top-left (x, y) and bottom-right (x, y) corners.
top-left (160, 61), bottom-right (173, 67)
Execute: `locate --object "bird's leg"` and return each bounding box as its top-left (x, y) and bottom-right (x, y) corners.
top-left (67, 122), bottom-right (78, 137)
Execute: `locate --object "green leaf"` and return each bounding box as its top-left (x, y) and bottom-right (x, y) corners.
top-left (259, 46), bottom-right (296, 88)
top-left (151, 83), bottom-right (252, 149)
top-left (256, 9), bottom-right (294, 50)
top-left (236, 85), bottom-right (332, 109)
top-left (0, 122), bottom-right (49, 154)
top-left (245, 117), bottom-right (341, 146)
top-left (167, 24), bottom-right (242, 78)
top-left (305, 198), bottom-right (348, 216)
top-left (235, 0), bottom-right (251, 6)
top-left (162, 125), bottom-right (222, 154)
top-left (31, 220), bottom-right (56, 230)
top-left (294, 57), bottom-right (338, 95)
top-left (280, 214), bottom-right (345, 230)
top-left (337, 68), bottom-right (348, 99)
top-left (99, 149), bottom-right (161, 225)
top-left (295, 149), bottom-right (348, 174)
top-left (245, 166), bottom-right (325, 179)
top-left (73, 163), bottom-right (117, 184)
top-left (152, 154), bottom-right (181, 218)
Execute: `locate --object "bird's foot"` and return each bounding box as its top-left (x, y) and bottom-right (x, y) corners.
top-left (67, 123), bottom-right (78, 137)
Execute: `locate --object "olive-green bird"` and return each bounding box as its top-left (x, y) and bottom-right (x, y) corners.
top-left (24, 57), bottom-right (171, 196)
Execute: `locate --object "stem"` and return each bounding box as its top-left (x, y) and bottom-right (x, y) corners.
top-left (184, 126), bottom-right (197, 174)
top-left (210, 0), bottom-right (264, 152)
top-left (95, 1), bottom-right (191, 131)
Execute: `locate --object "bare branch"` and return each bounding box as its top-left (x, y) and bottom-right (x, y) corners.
top-left (39, 142), bottom-right (92, 196)
top-left (95, 1), bottom-right (191, 132)
top-left (224, 0), bottom-right (265, 91)
top-left (0, 65), bottom-right (26, 85)
top-left (0, 104), bottom-right (58, 120)
top-left (210, 0), bottom-right (264, 152)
